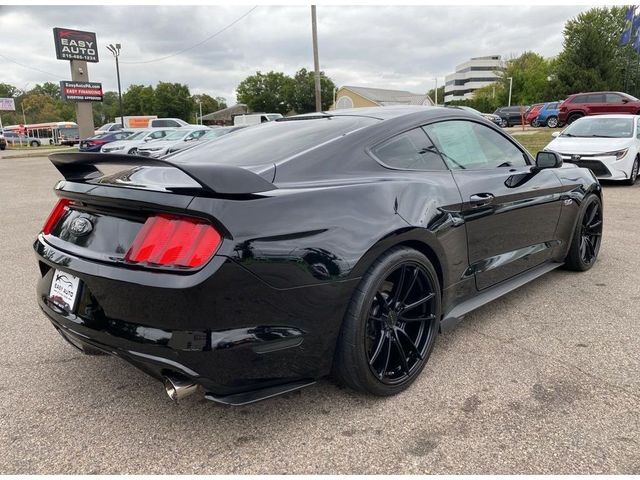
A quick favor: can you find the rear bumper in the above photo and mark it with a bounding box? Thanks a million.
[35,235,356,401]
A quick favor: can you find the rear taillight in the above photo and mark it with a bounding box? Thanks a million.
[42,198,72,234]
[125,215,221,268]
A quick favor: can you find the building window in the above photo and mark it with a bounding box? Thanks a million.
[336,96,354,109]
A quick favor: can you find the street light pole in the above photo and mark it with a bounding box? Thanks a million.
[107,44,124,127]
[507,76,513,107]
[197,98,202,125]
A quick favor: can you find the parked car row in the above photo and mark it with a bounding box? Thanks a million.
[492,91,640,130]
[78,125,247,157]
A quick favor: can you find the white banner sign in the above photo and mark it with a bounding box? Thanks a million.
[0,98,16,111]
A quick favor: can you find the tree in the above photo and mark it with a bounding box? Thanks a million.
[93,91,120,125]
[192,93,227,120]
[287,68,336,113]
[122,84,155,116]
[236,71,294,115]
[552,6,632,97]
[499,52,552,105]
[153,82,193,120]
[427,85,445,106]
[30,82,61,99]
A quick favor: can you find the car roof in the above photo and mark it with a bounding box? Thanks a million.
[573,114,639,120]
[293,105,454,121]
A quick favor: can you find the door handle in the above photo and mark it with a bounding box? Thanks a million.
[469,193,495,207]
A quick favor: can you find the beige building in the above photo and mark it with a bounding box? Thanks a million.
[331,86,434,110]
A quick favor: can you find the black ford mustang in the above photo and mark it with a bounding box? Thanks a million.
[35,106,603,405]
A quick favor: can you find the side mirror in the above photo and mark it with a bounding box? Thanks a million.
[551,131,561,138]
[622,98,630,104]
[533,151,562,172]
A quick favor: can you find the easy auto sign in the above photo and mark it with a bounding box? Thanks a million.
[60,81,103,102]
[53,28,99,63]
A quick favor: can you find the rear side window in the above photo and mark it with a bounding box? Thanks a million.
[173,116,378,167]
[424,120,527,170]
[570,95,587,104]
[371,128,446,171]
[585,94,605,103]
[605,93,624,103]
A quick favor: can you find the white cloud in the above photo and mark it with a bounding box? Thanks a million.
[0,5,588,105]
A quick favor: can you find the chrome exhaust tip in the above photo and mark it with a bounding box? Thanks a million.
[163,375,199,402]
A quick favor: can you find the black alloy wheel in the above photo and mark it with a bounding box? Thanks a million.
[500,118,508,128]
[565,195,603,271]
[129,147,138,155]
[366,263,437,384]
[333,247,440,396]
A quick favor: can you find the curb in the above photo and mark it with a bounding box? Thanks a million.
[1,148,77,159]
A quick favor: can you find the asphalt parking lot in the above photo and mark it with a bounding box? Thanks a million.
[1,156,638,474]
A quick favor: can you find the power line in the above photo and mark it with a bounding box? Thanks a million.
[0,53,61,81]
[120,6,259,65]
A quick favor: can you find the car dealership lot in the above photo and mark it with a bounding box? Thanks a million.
[0,156,638,474]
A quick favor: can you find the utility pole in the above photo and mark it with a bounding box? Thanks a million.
[311,5,322,112]
[434,78,438,106]
[107,44,124,127]
[507,76,513,107]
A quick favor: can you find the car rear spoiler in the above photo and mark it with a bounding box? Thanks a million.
[49,152,277,195]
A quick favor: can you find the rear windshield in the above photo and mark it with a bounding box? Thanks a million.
[172,116,378,166]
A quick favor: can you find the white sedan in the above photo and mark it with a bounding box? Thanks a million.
[544,114,639,185]
[100,128,175,155]
[136,127,210,158]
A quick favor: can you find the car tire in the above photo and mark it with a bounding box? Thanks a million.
[500,118,508,128]
[625,156,639,186]
[30,140,39,147]
[531,118,539,128]
[567,113,583,125]
[564,194,603,272]
[332,246,441,396]
[128,148,138,155]
[547,116,559,128]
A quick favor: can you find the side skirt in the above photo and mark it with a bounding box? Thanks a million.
[440,261,563,332]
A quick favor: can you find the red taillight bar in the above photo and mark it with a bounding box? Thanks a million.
[125,214,221,269]
[42,198,72,235]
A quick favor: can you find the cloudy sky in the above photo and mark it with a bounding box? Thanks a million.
[0,5,589,105]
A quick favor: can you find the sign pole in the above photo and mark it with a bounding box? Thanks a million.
[69,60,95,139]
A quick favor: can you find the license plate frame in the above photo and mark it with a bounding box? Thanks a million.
[49,269,81,313]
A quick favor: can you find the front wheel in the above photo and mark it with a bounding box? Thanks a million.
[333,247,441,396]
[531,118,539,128]
[547,116,559,128]
[500,118,508,128]
[128,147,138,155]
[565,194,603,271]
[626,156,639,185]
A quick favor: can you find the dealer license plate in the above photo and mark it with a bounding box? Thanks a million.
[49,269,81,312]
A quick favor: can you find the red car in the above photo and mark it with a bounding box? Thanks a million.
[526,103,544,126]
[558,91,640,125]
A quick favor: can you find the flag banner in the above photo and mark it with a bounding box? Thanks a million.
[621,6,635,45]
[632,9,640,53]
